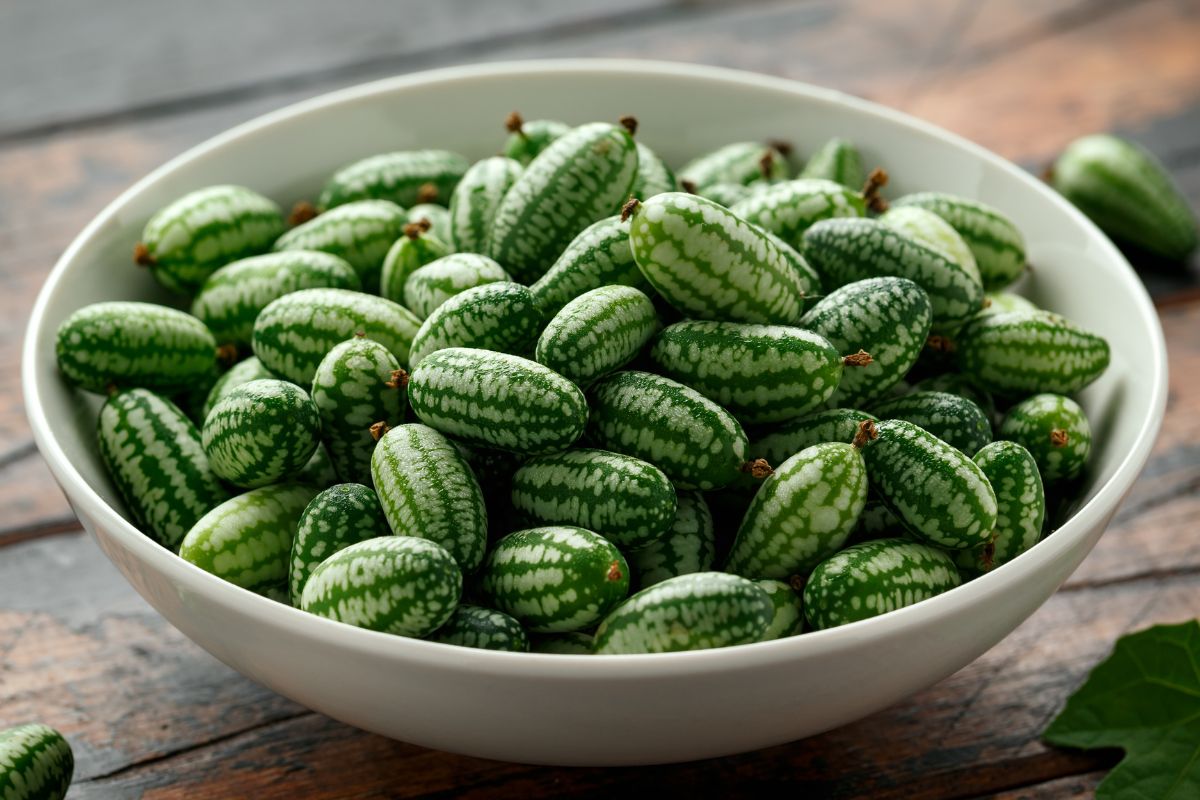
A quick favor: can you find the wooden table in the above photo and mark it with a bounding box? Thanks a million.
[2,1,1198,796]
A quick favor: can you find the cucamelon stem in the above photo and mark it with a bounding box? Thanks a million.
[739,458,774,479]
[385,369,408,390]
[842,349,874,367]
[759,151,775,180]
[852,418,879,449]
[926,334,956,353]
[607,560,624,582]
[288,201,319,227]
[370,421,391,441]
[862,167,890,213]
[133,242,156,266]
[417,183,439,204]
[619,115,638,136]
[1050,429,1070,447]
[680,179,698,194]
[505,110,525,136]
[620,197,640,222]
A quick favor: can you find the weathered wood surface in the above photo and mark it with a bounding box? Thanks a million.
[1,0,1199,797]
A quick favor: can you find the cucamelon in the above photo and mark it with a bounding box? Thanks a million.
[317,149,470,210]
[677,141,788,191]
[529,632,594,654]
[799,138,865,189]
[0,723,73,800]
[427,604,529,652]
[748,408,877,467]
[730,178,867,250]
[869,390,993,454]
[956,310,1110,396]
[999,393,1092,482]
[502,113,570,165]
[535,285,659,387]
[408,281,541,368]
[379,222,452,304]
[880,206,981,287]
[527,215,649,317]
[403,254,510,320]
[757,579,805,639]
[631,141,677,199]
[201,356,274,422]
[289,482,390,603]
[448,155,523,253]
[202,378,321,488]
[273,199,407,292]
[405,203,452,244]
[956,441,1045,574]
[893,192,1028,289]
[626,490,715,589]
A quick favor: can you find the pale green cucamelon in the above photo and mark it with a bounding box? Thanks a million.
[893,192,1028,289]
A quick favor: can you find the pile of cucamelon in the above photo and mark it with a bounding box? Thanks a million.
[55,111,1130,658]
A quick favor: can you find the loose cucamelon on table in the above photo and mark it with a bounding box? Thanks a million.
[0,723,74,800]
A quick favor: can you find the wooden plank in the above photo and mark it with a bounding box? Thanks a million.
[983,771,1107,799]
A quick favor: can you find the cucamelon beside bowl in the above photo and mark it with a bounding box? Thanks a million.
[23,60,1167,765]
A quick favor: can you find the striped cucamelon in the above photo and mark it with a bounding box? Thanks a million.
[448,156,523,253]
[202,378,321,488]
[478,526,630,633]
[56,301,218,395]
[749,408,877,467]
[311,337,407,484]
[180,482,319,594]
[799,277,932,408]
[981,291,1038,316]
[956,310,1111,396]
[527,215,649,317]
[405,204,452,244]
[649,321,855,425]
[757,579,805,639]
[529,632,594,654]
[730,178,866,250]
[893,192,1028,289]
[956,441,1045,574]
[799,138,865,189]
[408,282,541,368]
[317,149,470,210]
[626,490,715,589]
[881,206,981,291]
[677,141,788,191]
[489,120,639,283]
[725,441,869,579]
[858,419,998,550]
[627,192,811,324]
[535,285,659,387]
[403,254,510,320]
[587,370,751,491]
[252,288,420,384]
[592,572,774,655]
[511,449,676,550]
[869,390,993,454]
[907,373,994,418]
[427,604,529,652]
[379,223,452,304]
[201,356,274,421]
[408,348,587,456]
[273,200,407,292]
[370,423,488,572]
[697,182,753,208]
[99,389,231,549]
[503,114,570,165]
[135,185,285,295]
[853,499,902,541]
[631,141,677,199]
[289,482,390,603]
[300,536,462,637]
[999,393,1092,482]
[1050,133,1198,261]
[0,723,73,800]
[803,538,962,630]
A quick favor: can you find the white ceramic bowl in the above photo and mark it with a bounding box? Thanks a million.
[24,60,1167,766]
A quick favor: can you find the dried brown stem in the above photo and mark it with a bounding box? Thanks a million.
[1050,429,1070,448]
[618,115,638,136]
[416,183,439,204]
[843,350,873,367]
[505,111,525,136]
[852,419,879,449]
[740,459,774,480]
[133,242,155,266]
[385,369,409,390]
[862,167,890,213]
[287,201,319,227]
[369,421,391,441]
[620,198,641,222]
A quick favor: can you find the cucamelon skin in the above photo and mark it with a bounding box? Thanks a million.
[859,419,998,550]
[981,291,1038,317]
[311,337,406,484]
[730,178,866,250]
[757,579,805,639]
[536,285,659,387]
[869,391,993,455]
[252,288,421,384]
[99,389,231,550]
[587,370,750,491]
[527,215,649,317]
[627,490,715,589]
[404,254,510,320]
[405,204,452,244]
[448,156,523,253]
[893,192,1028,289]
[956,441,1045,574]
[273,199,407,292]
[296,443,338,488]
[300,536,462,637]
[289,483,390,603]
[631,141,677,199]
[317,149,470,210]
[999,393,1092,482]
[202,378,321,488]
[799,277,932,408]
[799,138,865,189]
[511,449,677,550]
[628,192,810,325]
[56,301,218,395]
[379,224,452,304]
[478,526,630,633]
[408,282,541,368]
[803,538,962,630]
[530,632,594,654]
[180,482,319,594]
[907,373,994,418]
[0,723,73,800]
[503,115,570,165]
[881,206,981,288]
[749,408,877,467]
[136,184,285,295]
[370,423,488,572]
[698,182,753,208]
[677,141,788,191]
[202,356,274,421]
[592,572,773,655]
[408,348,587,456]
[427,604,529,652]
[191,250,361,348]
[489,121,639,283]
[956,310,1111,396]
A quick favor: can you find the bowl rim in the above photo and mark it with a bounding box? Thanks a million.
[22,58,1168,674]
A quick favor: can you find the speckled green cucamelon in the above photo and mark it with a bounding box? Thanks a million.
[370,423,488,572]
[489,121,639,283]
[300,536,462,637]
[697,182,754,208]
[956,310,1110,396]
[503,115,570,165]
[956,441,1045,574]
[881,206,980,287]
[527,215,649,317]
[289,482,390,603]
[748,408,877,467]
[803,538,961,630]
[405,204,452,244]
[201,356,274,421]
[448,156,523,253]
[99,389,231,549]
[999,393,1092,482]
[626,490,715,589]
[893,192,1028,289]
[252,288,420,384]
[202,378,320,488]
[730,178,866,250]
[311,337,406,484]
[478,526,630,633]
[273,200,407,292]
[0,723,74,800]
[907,373,994,418]
[529,632,594,654]
[631,141,677,199]
[592,572,773,655]
[379,223,452,304]
[980,291,1038,317]
[408,282,541,367]
[56,301,218,395]
[296,444,338,488]
[427,604,529,652]
[136,185,285,295]
[628,192,811,324]
[870,391,992,454]
[403,254,511,320]
[318,149,470,210]
[587,370,750,491]
[799,138,865,189]
[536,285,659,387]
[408,348,587,456]
[677,141,788,191]
[757,579,804,639]
[180,482,319,594]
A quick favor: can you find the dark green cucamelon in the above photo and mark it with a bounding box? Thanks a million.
[503,114,570,165]
[403,254,510,320]
[527,215,649,317]
[529,632,594,654]
[757,579,805,639]
[803,538,962,630]
[405,203,452,244]
[202,356,274,421]
[799,138,865,189]
[408,282,541,368]
[536,285,659,387]
[478,526,630,633]
[56,301,218,395]
[631,141,677,199]
[295,443,338,488]
[0,723,74,800]
[99,389,231,549]
[135,185,285,295]
[749,408,877,467]
[907,373,994,418]
[448,156,523,253]
[202,378,321,488]
[273,200,407,292]
[408,348,587,456]
[677,141,788,191]
[730,178,866,250]
[893,192,1028,289]
[427,605,529,652]
[869,390,993,454]
[626,490,715,589]
[379,222,453,304]
[592,572,774,655]
[999,393,1092,482]
[289,482,390,603]
[317,149,470,210]
[956,441,1045,574]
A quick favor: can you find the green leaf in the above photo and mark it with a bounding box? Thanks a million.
[1043,620,1200,799]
